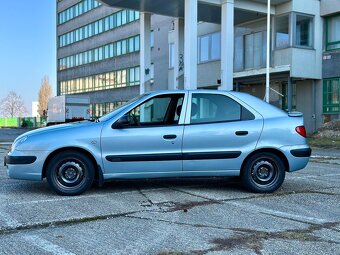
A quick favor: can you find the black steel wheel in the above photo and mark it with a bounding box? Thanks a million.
[241,152,286,193]
[46,151,94,196]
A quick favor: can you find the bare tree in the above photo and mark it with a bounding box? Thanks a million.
[0,91,28,117]
[38,76,53,117]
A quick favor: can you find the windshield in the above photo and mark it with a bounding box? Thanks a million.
[98,93,149,122]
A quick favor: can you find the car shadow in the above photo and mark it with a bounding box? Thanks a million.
[94,176,244,193]
[2,177,245,197]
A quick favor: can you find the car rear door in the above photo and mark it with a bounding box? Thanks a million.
[182,91,263,173]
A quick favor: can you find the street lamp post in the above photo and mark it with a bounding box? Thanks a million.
[265,0,271,103]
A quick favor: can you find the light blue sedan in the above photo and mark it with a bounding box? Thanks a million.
[5,90,311,196]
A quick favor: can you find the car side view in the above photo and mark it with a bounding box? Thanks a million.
[5,90,311,196]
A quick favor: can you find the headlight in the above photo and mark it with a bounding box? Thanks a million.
[11,136,28,152]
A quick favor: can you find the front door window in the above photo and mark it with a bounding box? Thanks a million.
[127,94,184,127]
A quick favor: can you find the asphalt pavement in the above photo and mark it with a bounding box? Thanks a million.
[0,128,32,143]
[0,142,339,254]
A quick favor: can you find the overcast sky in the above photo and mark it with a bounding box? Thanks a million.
[0,0,57,115]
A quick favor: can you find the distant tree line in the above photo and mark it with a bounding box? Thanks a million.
[0,76,53,118]
[0,91,27,117]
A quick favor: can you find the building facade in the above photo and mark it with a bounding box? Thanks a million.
[57,0,339,133]
[321,0,340,122]
[57,0,172,117]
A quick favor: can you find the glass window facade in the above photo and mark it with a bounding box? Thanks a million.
[91,101,126,118]
[58,35,140,70]
[323,78,340,114]
[58,0,101,25]
[58,10,140,47]
[244,31,267,70]
[275,15,290,48]
[275,13,314,49]
[234,19,267,72]
[211,32,221,60]
[326,14,340,51]
[59,66,140,95]
[198,32,221,63]
[281,82,297,111]
[295,14,314,47]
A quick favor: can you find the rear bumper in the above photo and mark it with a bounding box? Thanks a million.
[290,148,312,158]
[280,145,311,172]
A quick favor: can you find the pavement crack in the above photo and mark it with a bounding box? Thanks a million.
[161,185,218,202]
[266,189,339,197]
[137,188,155,207]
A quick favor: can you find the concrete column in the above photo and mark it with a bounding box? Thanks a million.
[312,80,317,133]
[220,0,234,91]
[140,12,151,94]
[172,18,184,90]
[184,0,197,90]
[288,76,292,112]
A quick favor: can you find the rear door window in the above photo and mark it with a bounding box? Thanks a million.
[190,94,252,124]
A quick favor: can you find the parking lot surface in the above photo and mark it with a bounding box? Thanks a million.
[0,128,31,143]
[0,143,339,255]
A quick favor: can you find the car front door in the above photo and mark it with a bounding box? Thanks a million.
[101,92,187,178]
[182,92,263,173]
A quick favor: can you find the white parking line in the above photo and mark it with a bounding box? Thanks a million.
[6,194,110,206]
[291,176,323,182]
[292,174,340,181]
[5,188,164,206]
[311,155,340,159]
[4,186,170,206]
[227,201,328,224]
[23,235,75,255]
[323,173,340,177]
[0,142,12,145]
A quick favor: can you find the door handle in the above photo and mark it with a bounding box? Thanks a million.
[163,134,177,139]
[235,131,248,136]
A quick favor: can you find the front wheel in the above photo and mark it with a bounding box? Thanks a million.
[241,152,286,193]
[46,151,94,196]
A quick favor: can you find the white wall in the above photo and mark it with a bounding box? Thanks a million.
[320,0,340,16]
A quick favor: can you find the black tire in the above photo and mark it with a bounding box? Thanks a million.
[46,151,95,196]
[241,152,286,193]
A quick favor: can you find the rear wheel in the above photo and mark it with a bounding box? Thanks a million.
[46,151,94,196]
[241,152,285,193]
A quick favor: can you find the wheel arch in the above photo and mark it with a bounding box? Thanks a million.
[241,148,290,173]
[42,147,103,184]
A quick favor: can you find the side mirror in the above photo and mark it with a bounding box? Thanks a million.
[113,115,130,129]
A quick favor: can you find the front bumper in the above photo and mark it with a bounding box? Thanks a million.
[5,150,50,181]
[4,155,37,165]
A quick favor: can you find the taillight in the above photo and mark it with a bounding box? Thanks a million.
[295,126,307,138]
